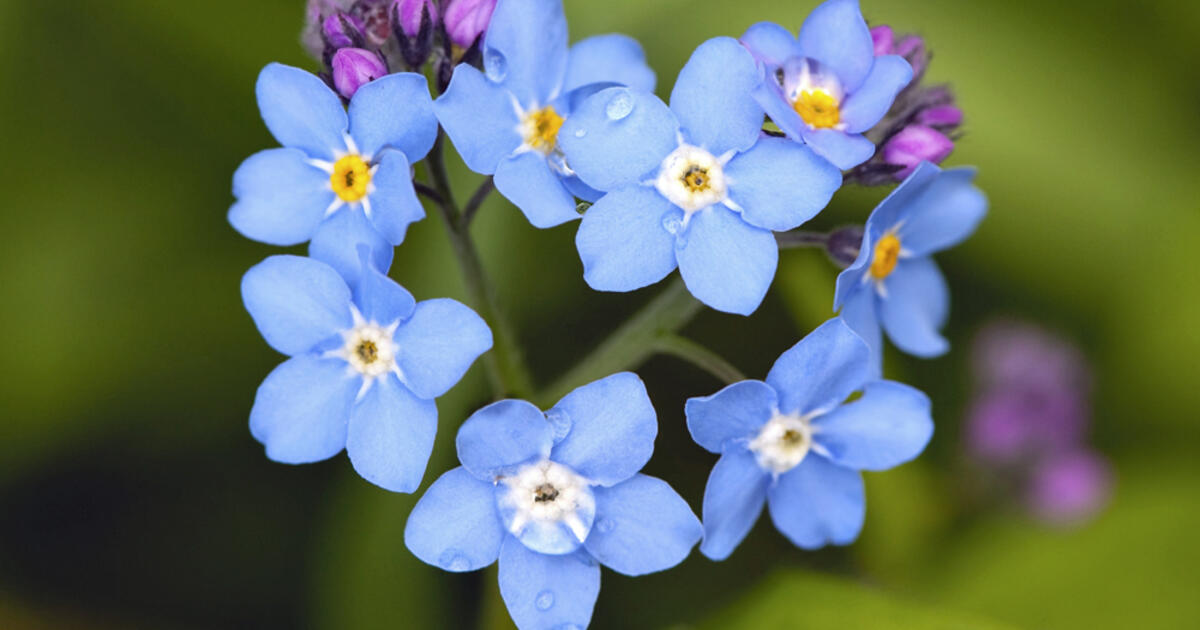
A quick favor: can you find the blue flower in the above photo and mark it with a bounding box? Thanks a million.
[405,373,701,630]
[740,0,913,169]
[834,161,987,376]
[684,319,932,559]
[435,0,656,228]
[559,37,842,315]
[229,64,438,288]
[241,251,492,493]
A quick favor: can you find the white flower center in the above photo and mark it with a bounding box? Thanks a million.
[749,413,815,473]
[498,459,594,543]
[325,305,402,399]
[654,143,729,213]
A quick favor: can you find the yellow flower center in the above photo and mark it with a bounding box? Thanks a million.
[354,339,379,365]
[522,106,564,154]
[681,165,711,192]
[869,234,902,280]
[331,154,371,202]
[793,89,841,129]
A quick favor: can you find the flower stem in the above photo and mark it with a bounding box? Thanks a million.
[458,176,495,231]
[775,229,829,249]
[652,334,746,385]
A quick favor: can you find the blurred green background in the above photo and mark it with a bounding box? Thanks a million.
[2,0,1198,628]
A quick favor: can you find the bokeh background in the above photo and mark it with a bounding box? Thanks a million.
[2,0,1198,628]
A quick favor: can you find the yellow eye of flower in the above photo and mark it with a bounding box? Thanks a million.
[870,234,902,280]
[522,106,564,154]
[681,165,710,192]
[331,154,371,202]
[793,89,841,129]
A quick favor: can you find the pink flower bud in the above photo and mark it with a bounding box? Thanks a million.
[916,105,963,129]
[881,125,954,179]
[323,11,366,49]
[869,25,894,57]
[393,0,438,38]
[331,47,388,99]
[443,0,496,48]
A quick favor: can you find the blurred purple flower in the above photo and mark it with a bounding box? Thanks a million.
[1027,450,1112,524]
[443,0,496,48]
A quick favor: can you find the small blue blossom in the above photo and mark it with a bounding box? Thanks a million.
[241,250,492,493]
[834,161,987,376]
[685,319,932,559]
[435,0,656,228]
[740,0,913,169]
[405,373,701,630]
[559,37,842,315]
[229,64,438,288]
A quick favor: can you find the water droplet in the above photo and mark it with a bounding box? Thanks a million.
[438,549,470,572]
[595,518,615,534]
[605,90,634,120]
[483,49,507,82]
[573,128,587,138]
[661,215,682,234]
[535,590,555,611]
[545,409,572,441]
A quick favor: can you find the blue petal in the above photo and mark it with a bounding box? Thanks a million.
[405,466,505,572]
[249,354,358,463]
[740,22,802,67]
[435,65,521,174]
[860,161,943,238]
[801,127,876,170]
[497,484,596,556]
[765,318,870,416]
[895,166,988,256]
[346,375,438,492]
[366,148,424,245]
[497,537,600,630]
[494,152,580,228]
[308,209,392,292]
[575,186,679,292]
[348,72,438,161]
[813,380,933,471]
[685,380,777,454]
[558,87,678,192]
[256,63,348,161]
[483,0,567,105]
[837,285,883,380]
[725,137,842,231]
[229,148,333,246]
[753,79,807,142]
[562,175,603,203]
[676,206,778,316]
[839,55,913,133]
[796,0,874,92]
[563,34,656,94]
[549,372,657,487]
[352,249,416,324]
[832,229,871,311]
[241,255,352,356]
[457,399,554,481]
[699,448,770,561]
[766,454,864,549]
[878,258,950,357]
[394,298,494,399]
[584,475,702,576]
[669,37,764,155]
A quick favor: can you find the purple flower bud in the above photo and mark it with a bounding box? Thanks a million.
[393,0,438,38]
[894,34,927,78]
[323,11,366,49]
[916,104,963,129]
[881,125,954,179]
[331,47,388,99]
[443,0,496,48]
[869,25,894,57]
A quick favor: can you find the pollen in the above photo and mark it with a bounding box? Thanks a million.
[331,154,371,202]
[355,339,379,365]
[793,89,841,129]
[869,234,902,280]
[681,165,710,192]
[533,483,560,503]
[522,105,564,154]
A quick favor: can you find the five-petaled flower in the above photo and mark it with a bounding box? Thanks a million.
[685,318,933,559]
[435,0,656,228]
[405,373,701,630]
[241,251,492,492]
[741,0,913,169]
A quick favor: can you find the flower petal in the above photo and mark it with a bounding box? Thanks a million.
[229,148,333,246]
[366,148,425,245]
[725,137,842,232]
[669,37,764,155]
[813,380,933,471]
[249,354,357,463]
[405,466,505,571]
[308,209,393,292]
[457,399,555,481]
[584,474,701,576]
[256,63,348,161]
[836,285,883,380]
[435,65,521,174]
[767,454,864,549]
[685,380,777,454]
[896,166,987,256]
[878,258,950,357]
[348,72,438,161]
[765,318,870,416]
[801,127,876,170]
[498,536,600,630]
[796,0,874,92]
[563,34,656,94]
[839,55,913,133]
[676,206,778,316]
[352,248,416,324]
[549,372,657,487]
[699,448,769,561]
[558,87,679,192]
[575,186,680,292]
[740,22,802,67]
[494,151,580,228]
[394,298,493,399]
[346,375,438,492]
[753,79,807,142]
[241,255,352,356]
[482,0,567,105]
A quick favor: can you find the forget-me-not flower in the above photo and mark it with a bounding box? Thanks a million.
[685,319,932,559]
[229,64,437,288]
[740,0,913,169]
[241,251,492,492]
[435,0,656,228]
[405,373,701,630]
[834,161,987,376]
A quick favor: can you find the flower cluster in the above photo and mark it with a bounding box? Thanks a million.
[230,1,989,628]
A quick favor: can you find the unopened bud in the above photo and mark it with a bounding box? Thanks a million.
[443,0,496,48]
[323,11,366,49]
[881,125,954,179]
[331,47,388,99]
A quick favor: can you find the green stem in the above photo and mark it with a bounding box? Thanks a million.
[652,334,746,385]
[775,229,830,249]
